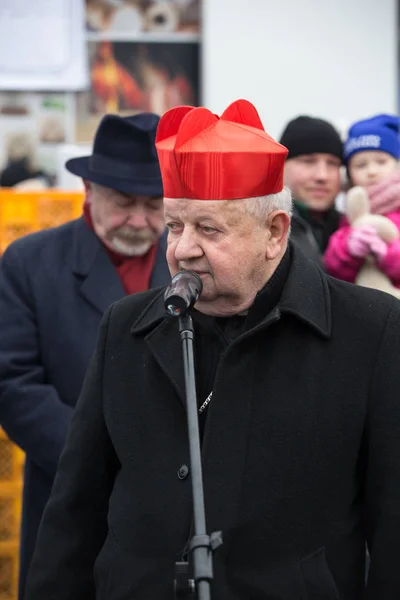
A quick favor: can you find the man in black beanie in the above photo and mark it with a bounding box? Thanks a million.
[279,116,343,266]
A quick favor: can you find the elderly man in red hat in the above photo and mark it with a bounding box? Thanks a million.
[25,100,400,600]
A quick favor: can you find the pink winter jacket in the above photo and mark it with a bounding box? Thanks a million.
[324,211,400,288]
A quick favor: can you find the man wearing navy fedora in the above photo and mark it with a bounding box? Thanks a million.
[0,112,170,600]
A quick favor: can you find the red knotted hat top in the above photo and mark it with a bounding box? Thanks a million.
[155,99,288,200]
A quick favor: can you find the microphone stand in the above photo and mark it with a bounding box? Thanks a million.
[173,311,222,600]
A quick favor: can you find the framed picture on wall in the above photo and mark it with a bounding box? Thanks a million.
[75,40,200,143]
[77,0,202,143]
[0,1,203,187]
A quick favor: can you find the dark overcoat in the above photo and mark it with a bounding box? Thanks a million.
[25,246,400,600]
[0,217,170,599]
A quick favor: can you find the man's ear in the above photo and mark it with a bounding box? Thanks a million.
[265,210,291,260]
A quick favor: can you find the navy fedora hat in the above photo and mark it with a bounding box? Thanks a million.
[65,113,163,196]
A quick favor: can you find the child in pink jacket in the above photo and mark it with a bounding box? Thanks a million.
[324,114,400,286]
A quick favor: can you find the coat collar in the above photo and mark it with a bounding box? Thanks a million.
[72,217,125,314]
[130,243,331,408]
[148,230,170,289]
[278,243,331,338]
[131,243,332,339]
[131,292,185,403]
[72,218,170,315]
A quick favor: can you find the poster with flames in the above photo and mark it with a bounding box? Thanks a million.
[76,0,201,142]
[76,39,200,142]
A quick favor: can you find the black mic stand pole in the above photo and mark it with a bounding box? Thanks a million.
[173,311,222,600]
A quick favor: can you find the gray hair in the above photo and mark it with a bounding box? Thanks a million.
[163,187,293,226]
[243,186,293,222]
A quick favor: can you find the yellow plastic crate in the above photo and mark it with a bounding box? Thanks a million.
[0,430,24,548]
[0,431,24,485]
[0,190,84,599]
[0,190,84,253]
[0,486,22,543]
[0,542,19,600]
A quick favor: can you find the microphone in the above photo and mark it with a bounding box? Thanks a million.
[164,271,203,317]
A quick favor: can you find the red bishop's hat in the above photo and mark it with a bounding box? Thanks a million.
[155,99,288,200]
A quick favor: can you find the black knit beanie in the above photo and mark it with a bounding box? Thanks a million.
[279,116,343,162]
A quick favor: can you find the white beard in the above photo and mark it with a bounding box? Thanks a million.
[110,237,153,257]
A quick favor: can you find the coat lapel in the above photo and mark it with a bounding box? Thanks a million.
[72,219,171,315]
[131,293,186,405]
[72,218,125,314]
[149,230,171,288]
[278,246,331,338]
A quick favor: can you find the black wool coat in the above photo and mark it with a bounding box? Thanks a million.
[25,246,400,600]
